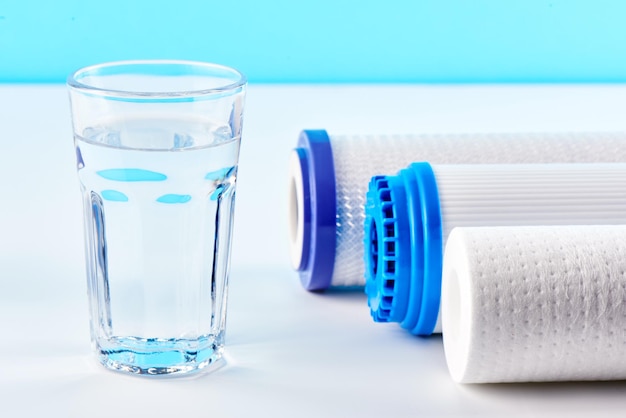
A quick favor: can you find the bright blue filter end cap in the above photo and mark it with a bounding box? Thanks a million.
[364,162,443,336]
[364,175,413,323]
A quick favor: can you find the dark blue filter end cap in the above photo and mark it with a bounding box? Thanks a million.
[289,130,337,291]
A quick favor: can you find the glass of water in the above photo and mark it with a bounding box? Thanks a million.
[67,61,246,376]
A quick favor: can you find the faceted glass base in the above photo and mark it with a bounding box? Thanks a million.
[96,335,224,376]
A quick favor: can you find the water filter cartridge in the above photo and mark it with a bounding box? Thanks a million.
[364,162,626,336]
[289,129,626,291]
[442,225,626,383]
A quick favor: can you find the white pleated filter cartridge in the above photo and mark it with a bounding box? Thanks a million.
[289,130,626,291]
[364,162,626,336]
[442,225,626,383]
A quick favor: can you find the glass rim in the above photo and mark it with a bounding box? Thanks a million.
[67,59,247,99]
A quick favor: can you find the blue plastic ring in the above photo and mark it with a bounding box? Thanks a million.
[294,130,337,291]
[409,162,443,336]
[364,162,444,335]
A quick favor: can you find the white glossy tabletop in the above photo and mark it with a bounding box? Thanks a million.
[2,84,626,417]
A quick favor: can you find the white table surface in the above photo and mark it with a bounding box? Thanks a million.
[2,84,626,417]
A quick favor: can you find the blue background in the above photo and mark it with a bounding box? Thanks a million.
[1,1,625,83]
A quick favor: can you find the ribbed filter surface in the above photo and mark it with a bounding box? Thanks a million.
[328,132,626,287]
[435,163,626,243]
[442,225,626,383]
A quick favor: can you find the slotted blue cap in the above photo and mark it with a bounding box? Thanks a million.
[364,162,444,336]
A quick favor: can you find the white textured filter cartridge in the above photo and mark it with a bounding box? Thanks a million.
[364,162,626,336]
[442,225,626,383]
[290,130,626,290]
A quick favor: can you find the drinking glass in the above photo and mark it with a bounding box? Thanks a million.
[67,60,246,376]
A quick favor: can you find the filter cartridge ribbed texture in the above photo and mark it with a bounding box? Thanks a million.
[435,163,626,241]
[329,132,626,287]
